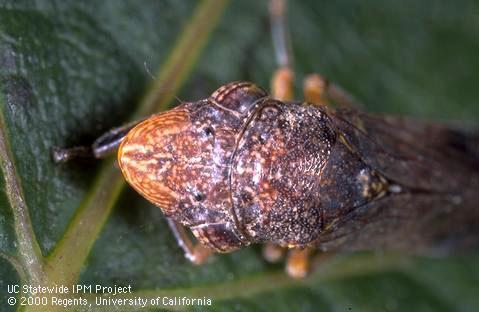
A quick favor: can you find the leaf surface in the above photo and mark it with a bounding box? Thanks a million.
[0,1,478,311]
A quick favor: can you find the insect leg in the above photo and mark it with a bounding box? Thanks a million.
[167,218,212,265]
[304,73,361,109]
[303,74,329,106]
[262,243,286,263]
[52,120,141,163]
[271,67,294,101]
[286,248,312,279]
[269,0,294,101]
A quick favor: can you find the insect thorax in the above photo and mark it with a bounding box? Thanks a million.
[231,101,388,248]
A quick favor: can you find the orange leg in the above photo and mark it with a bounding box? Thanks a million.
[271,67,294,101]
[304,73,360,109]
[303,73,329,106]
[286,248,312,279]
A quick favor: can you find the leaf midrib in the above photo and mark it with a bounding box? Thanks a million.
[0,0,229,297]
[78,253,413,312]
[44,0,229,287]
[0,108,44,285]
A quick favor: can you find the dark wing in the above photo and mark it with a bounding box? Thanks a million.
[331,108,479,193]
[317,108,479,252]
[316,192,479,253]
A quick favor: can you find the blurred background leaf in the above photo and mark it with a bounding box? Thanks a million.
[0,0,478,311]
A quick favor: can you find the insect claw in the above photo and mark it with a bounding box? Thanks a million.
[51,146,92,163]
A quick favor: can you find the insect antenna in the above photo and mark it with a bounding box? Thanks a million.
[144,60,187,106]
[143,61,156,81]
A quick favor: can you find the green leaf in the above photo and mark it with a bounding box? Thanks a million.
[0,0,478,311]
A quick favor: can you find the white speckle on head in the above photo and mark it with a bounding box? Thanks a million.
[120,144,153,154]
[153,152,173,159]
[237,163,245,175]
[253,161,262,184]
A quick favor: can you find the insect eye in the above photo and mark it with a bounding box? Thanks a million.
[194,192,205,202]
[202,127,214,137]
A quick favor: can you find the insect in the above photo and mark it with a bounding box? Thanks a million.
[53,0,479,278]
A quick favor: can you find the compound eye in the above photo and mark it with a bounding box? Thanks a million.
[210,82,268,114]
[193,192,205,202]
[202,126,214,137]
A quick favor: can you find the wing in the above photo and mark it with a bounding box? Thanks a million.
[316,108,479,252]
[316,192,479,253]
[331,108,479,193]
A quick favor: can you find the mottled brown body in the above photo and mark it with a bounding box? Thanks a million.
[118,82,479,254]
